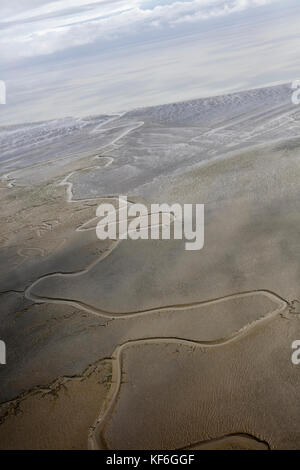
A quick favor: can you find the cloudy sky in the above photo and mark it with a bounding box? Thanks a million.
[1,0,300,124]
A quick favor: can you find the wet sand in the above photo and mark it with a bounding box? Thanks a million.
[1,84,300,449]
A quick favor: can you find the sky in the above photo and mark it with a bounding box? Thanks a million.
[0,0,300,125]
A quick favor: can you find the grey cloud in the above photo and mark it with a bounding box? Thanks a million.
[0,0,280,61]
[1,0,299,125]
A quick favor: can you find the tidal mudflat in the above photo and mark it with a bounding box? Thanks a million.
[1,84,300,449]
